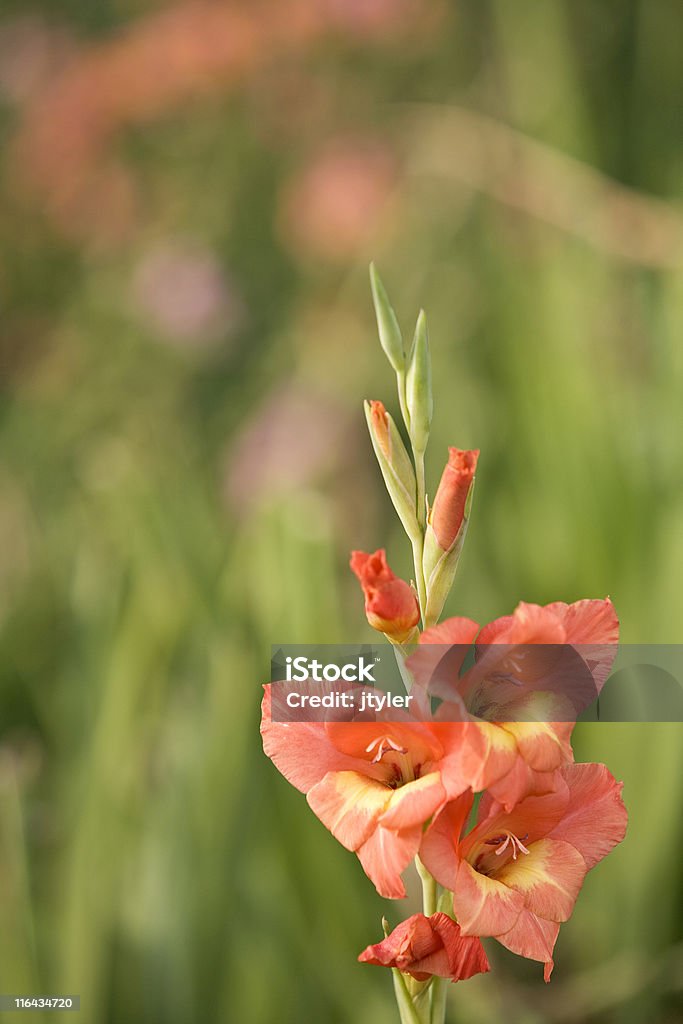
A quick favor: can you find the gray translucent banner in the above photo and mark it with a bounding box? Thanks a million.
[269,644,683,722]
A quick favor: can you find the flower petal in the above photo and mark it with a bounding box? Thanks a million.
[380,772,447,830]
[495,910,559,970]
[357,823,422,898]
[545,598,618,645]
[306,770,390,850]
[550,763,627,870]
[261,686,378,792]
[420,792,475,891]
[453,859,524,936]
[407,617,480,701]
[501,722,574,773]
[477,602,566,645]
[495,838,586,922]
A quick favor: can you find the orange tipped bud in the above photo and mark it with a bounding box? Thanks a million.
[430,448,479,551]
[350,549,420,644]
[422,448,479,626]
[364,400,419,542]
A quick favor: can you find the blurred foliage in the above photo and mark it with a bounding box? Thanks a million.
[0,1,682,1022]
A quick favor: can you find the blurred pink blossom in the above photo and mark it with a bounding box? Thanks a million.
[224,384,351,512]
[0,16,76,104]
[278,139,397,261]
[324,0,424,36]
[132,241,243,348]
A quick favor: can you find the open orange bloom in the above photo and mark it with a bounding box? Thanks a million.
[409,597,619,809]
[420,762,627,980]
[359,912,490,983]
[261,687,482,898]
[350,548,420,643]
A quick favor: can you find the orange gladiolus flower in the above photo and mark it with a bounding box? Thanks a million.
[261,687,482,898]
[358,912,490,983]
[350,548,420,643]
[409,597,619,810]
[420,763,627,981]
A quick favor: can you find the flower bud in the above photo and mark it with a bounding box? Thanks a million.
[369,263,405,374]
[422,448,479,625]
[429,448,479,551]
[365,400,420,541]
[406,309,432,455]
[350,549,420,644]
[358,912,490,983]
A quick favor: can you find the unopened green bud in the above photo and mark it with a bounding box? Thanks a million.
[369,263,404,374]
[406,309,432,455]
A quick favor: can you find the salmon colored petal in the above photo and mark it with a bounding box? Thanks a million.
[485,758,561,813]
[381,772,447,830]
[453,859,524,936]
[419,617,482,646]
[306,771,390,851]
[458,723,519,791]
[420,791,475,890]
[495,910,559,972]
[475,775,570,841]
[423,722,496,798]
[545,598,619,645]
[407,617,480,699]
[545,598,619,691]
[357,823,422,898]
[476,614,514,645]
[501,722,574,773]
[477,602,566,645]
[358,913,435,971]
[261,687,379,792]
[550,763,627,870]
[496,839,586,922]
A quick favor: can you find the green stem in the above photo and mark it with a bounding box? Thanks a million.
[415,450,427,532]
[410,449,427,624]
[430,977,448,1024]
[397,370,411,434]
[416,856,438,917]
[410,533,428,626]
[392,969,423,1024]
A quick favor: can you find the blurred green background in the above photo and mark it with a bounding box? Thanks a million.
[1,2,682,1022]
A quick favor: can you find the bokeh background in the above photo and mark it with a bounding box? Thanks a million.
[1,2,682,1022]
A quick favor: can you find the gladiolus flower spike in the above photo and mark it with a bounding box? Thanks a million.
[261,266,627,1024]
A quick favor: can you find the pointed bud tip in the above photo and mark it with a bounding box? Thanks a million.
[369,264,404,373]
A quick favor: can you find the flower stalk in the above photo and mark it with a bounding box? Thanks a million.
[261,264,627,1024]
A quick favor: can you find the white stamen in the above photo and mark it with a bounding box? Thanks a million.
[365,735,407,763]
